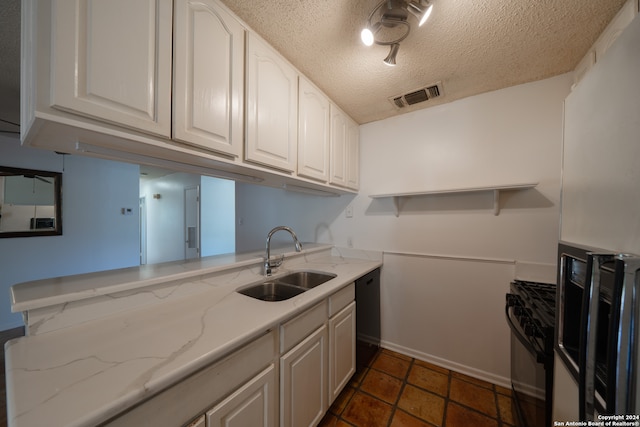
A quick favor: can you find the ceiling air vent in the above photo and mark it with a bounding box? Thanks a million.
[389,82,443,109]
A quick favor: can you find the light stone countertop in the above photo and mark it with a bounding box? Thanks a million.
[10,243,333,313]
[5,246,382,427]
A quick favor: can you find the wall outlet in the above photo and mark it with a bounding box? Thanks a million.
[121,208,133,215]
[345,205,353,218]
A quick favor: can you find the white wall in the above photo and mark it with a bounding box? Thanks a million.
[0,136,140,329]
[235,74,572,385]
[201,176,236,256]
[341,73,572,385]
[235,183,351,253]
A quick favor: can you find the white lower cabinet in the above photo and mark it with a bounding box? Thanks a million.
[207,365,277,427]
[105,331,276,427]
[279,284,356,427]
[329,302,356,402]
[281,325,329,427]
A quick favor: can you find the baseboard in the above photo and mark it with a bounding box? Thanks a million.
[380,340,511,390]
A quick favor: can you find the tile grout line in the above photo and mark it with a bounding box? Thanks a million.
[323,348,512,427]
[449,375,502,426]
[441,368,452,427]
[384,356,415,427]
[493,384,503,426]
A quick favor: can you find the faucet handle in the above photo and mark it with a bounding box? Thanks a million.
[268,254,284,268]
[264,254,284,276]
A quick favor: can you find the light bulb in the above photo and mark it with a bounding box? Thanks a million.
[361,28,374,46]
[419,4,433,26]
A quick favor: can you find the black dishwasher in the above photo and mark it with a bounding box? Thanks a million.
[355,268,381,371]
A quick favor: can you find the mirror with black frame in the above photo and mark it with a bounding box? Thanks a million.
[0,166,62,238]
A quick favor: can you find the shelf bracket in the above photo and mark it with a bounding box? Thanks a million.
[393,196,400,217]
[493,189,500,216]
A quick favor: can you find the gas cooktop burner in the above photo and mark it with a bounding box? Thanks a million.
[511,280,556,330]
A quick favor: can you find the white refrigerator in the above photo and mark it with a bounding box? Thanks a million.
[554,9,640,422]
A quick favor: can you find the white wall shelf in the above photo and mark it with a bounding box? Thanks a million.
[369,182,538,217]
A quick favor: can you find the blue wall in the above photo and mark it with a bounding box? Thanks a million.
[0,136,140,329]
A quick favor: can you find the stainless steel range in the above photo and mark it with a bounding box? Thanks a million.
[505,280,556,427]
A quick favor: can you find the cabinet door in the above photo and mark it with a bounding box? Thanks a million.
[173,0,244,157]
[50,0,172,136]
[329,302,356,402]
[281,325,328,427]
[346,118,360,190]
[246,33,298,172]
[329,105,348,187]
[184,415,205,427]
[298,77,330,182]
[207,365,277,427]
[330,105,359,190]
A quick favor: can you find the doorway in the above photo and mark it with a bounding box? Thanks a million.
[139,168,235,264]
[184,186,200,260]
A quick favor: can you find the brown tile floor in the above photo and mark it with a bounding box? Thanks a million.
[320,348,514,427]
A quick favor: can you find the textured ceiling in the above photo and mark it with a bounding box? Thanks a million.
[0,0,628,134]
[220,0,627,124]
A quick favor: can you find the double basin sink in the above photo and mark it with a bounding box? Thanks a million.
[237,271,337,301]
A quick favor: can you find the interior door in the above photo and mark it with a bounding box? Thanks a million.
[185,186,200,259]
[139,196,147,265]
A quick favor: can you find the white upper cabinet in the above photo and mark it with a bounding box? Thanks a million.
[173,0,244,157]
[346,119,360,190]
[50,0,172,137]
[245,33,298,172]
[330,107,347,187]
[297,77,330,182]
[24,0,358,194]
[330,105,359,190]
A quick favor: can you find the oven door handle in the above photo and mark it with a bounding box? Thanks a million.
[505,304,546,363]
[580,253,615,420]
[612,256,640,414]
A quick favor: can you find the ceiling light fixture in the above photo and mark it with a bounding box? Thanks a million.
[361,0,433,66]
[407,1,433,26]
[384,43,400,66]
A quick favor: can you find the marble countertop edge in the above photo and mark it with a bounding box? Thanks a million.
[11,244,334,313]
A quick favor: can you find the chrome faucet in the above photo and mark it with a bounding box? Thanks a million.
[264,226,302,276]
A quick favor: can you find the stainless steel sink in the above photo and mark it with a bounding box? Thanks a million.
[276,271,336,289]
[237,271,337,301]
[237,281,306,302]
